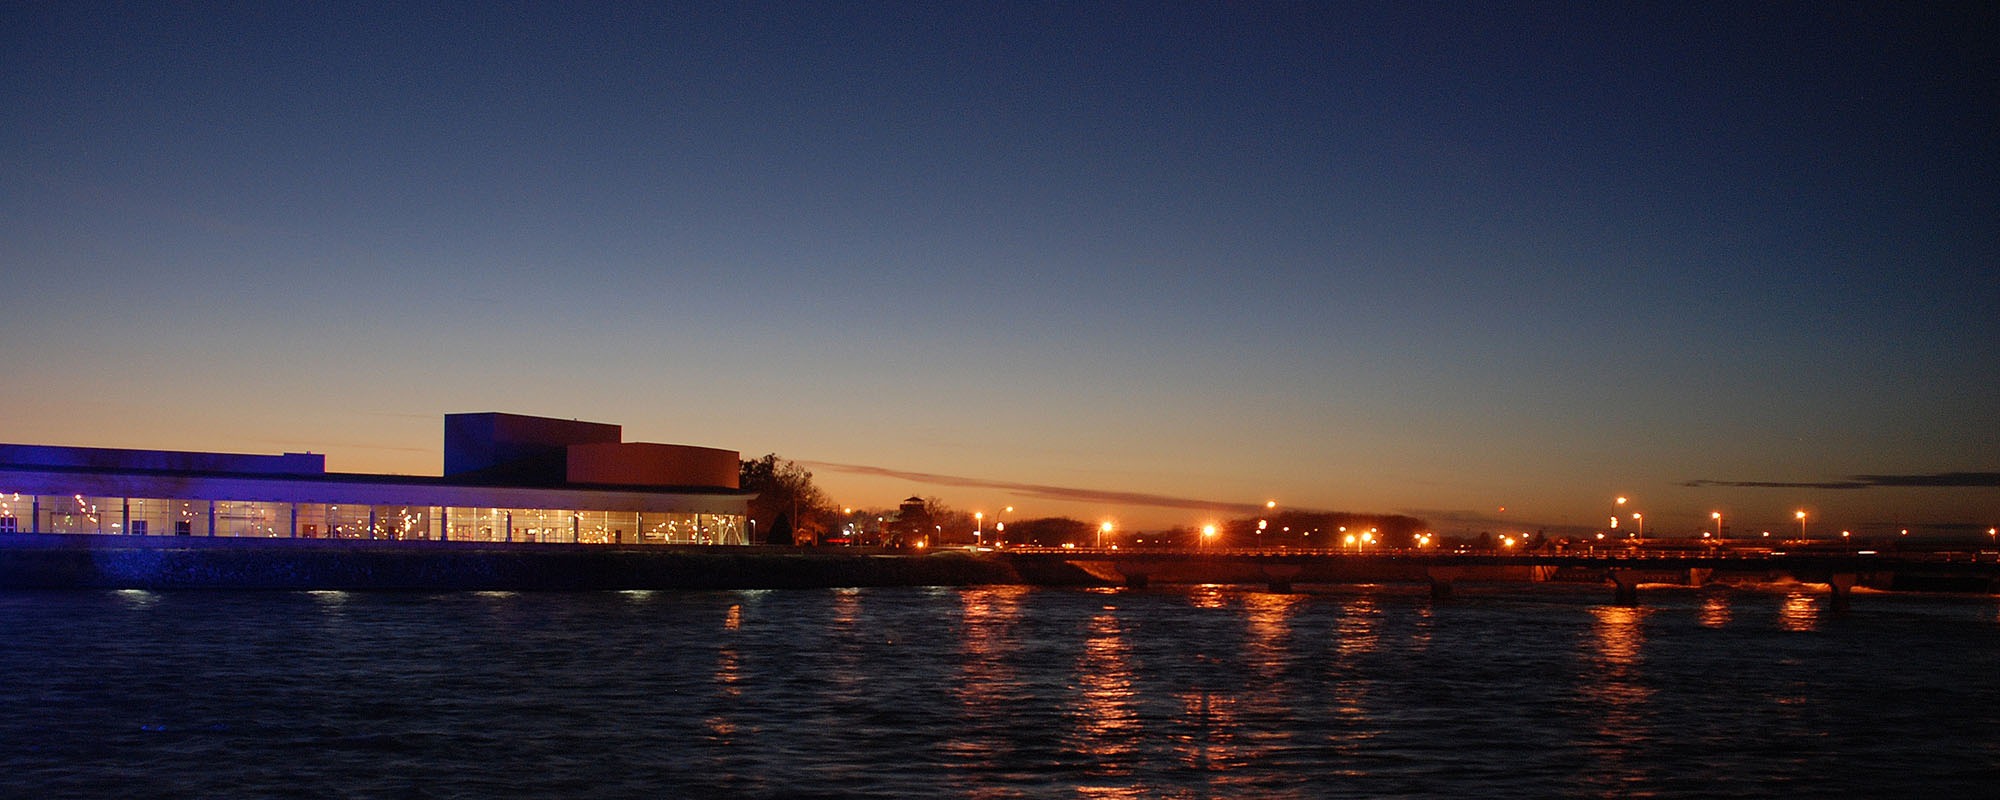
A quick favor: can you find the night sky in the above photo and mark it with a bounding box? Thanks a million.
[5,2,1995,538]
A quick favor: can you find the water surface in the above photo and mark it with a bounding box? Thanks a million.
[4,584,1997,798]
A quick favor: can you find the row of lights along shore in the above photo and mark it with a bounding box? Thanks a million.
[939,496,1997,550]
[1608,496,1997,544]
[984,499,1419,552]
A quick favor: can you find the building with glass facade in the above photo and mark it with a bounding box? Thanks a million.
[0,413,751,546]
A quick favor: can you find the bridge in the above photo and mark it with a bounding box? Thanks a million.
[999,547,2000,608]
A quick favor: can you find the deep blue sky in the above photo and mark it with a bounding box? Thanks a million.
[5,2,1996,537]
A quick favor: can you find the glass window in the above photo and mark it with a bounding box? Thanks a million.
[0,492,19,533]
[373,506,433,540]
[215,501,287,537]
[44,494,119,534]
[503,508,577,544]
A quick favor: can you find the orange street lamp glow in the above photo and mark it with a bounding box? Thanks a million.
[1712,511,1723,540]
[1098,520,1112,549]
[1796,510,1808,539]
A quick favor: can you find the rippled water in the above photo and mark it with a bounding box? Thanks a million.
[4,583,1998,798]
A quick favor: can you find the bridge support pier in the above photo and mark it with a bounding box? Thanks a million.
[1688,568,1713,588]
[1827,573,1855,612]
[1125,572,1149,590]
[1261,565,1302,594]
[1426,567,1466,600]
[1607,570,1640,606]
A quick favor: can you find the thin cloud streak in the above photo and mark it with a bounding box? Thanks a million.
[1683,472,2000,490]
[801,460,1270,515]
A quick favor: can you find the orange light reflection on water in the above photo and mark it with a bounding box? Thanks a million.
[1244,592,1303,680]
[1189,584,1229,609]
[1779,590,1819,632]
[1699,591,1732,629]
[943,586,1028,783]
[1068,611,1141,768]
[1172,688,1247,776]
[706,602,746,743]
[1577,604,1653,792]
[1319,592,1385,774]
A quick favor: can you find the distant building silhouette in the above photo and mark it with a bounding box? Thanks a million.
[890,496,934,546]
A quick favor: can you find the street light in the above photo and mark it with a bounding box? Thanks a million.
[1796,510,1807,539]
[1632,513,1643,538]
[1098,520,1112,549]
[1202,524,1217,551]
[1711,511,1723,541]
[974,512,984,547]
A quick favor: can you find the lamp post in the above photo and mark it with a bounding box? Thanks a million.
[1202,524,1216,551]
[975,511,984,547]
[1712,511,1723,542]
[1098,520,1112,549]
[1632,513,1643,538]
[1796,510,1807,540]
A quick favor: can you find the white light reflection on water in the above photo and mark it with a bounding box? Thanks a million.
[618,589,655,603]
[112,588,156,609]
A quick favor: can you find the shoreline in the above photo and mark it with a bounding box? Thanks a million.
[4,533,1995,595]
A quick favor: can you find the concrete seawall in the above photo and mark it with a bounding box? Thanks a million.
[0,534,1019,591]
[8,535,1992,595]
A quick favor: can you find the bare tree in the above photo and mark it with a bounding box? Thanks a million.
[739,454,832,545]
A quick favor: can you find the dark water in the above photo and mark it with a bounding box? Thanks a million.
[4,583,1998,799]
